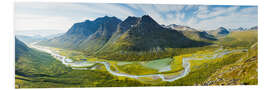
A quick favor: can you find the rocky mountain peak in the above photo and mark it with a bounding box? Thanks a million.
[217,27,229,35]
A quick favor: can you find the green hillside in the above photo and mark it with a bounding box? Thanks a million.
[15,38,147,88]
[203,43,258,85]
[19,15,258,87]
[218,30,258,48]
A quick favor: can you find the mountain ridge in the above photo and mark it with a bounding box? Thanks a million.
[39,15,214,61]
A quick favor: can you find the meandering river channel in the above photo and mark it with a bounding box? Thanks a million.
[30,43,246,82]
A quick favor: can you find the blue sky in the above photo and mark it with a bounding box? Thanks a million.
[15,2,257,31]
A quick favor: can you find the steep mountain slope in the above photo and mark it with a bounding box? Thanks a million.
[181,31,217,41]
[95,16,140,53]
[38,20,99,48]
[38,16,122,49]
[78,16,122,52]
[108,15,210,51]
[95,15,211,61]
[15,38,70,77]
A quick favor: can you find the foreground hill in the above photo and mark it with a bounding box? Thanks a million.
[202,30,258,85]
[15,38,146,88]
[15,38,70,77]
[204,43,257,85]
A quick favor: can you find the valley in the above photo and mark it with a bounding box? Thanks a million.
[30,40,250,84]
[15,15,258,88]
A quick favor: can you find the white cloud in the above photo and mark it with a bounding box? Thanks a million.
[196,6,239,19]
[154,4,185,13]
[15,3,258,31]
[15,3,137,31]
[189,11,257,30]
[15,13,83,31]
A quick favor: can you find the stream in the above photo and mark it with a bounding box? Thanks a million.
[30,43,246,82]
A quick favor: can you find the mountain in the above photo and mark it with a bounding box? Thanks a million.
[16,35,44,44]
[182,31,217,41]
[102,15,209,51]
[94,15,211,60]
[249,26,258,30]
[15,38,29,61]
[165,24,216,41]
[38,15,213,61]
[166,24,197,31]
[164,24,217,41]
[78,16,122,51]
[217,27,230,35]
[38,16,122,49]
[16,33,63,44]
[208,27,230,36]
[96,16,140,53]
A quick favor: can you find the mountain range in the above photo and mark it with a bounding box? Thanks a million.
[38,15,217,61]
[16,33,63,44]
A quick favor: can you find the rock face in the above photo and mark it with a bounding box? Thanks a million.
[65,20,99,37]
[38,16,122,49]
[78,16,122,51]
[117,16,140,33]
[97,15,210,52]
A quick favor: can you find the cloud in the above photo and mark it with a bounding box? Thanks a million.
[15,3,258,31]
[195,6,239,19]
[15,13,82,31]
[127,4,186,25]
[15,3,137,31]
[188,7,258,30]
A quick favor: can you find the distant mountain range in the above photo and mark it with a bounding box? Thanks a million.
[207,27,230,37]
[166,24,197,31]
[228,26,258,31]
[37,15,220,60]
[16,33,63,44]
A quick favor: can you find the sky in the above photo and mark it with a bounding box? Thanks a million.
[15,2,258,32]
